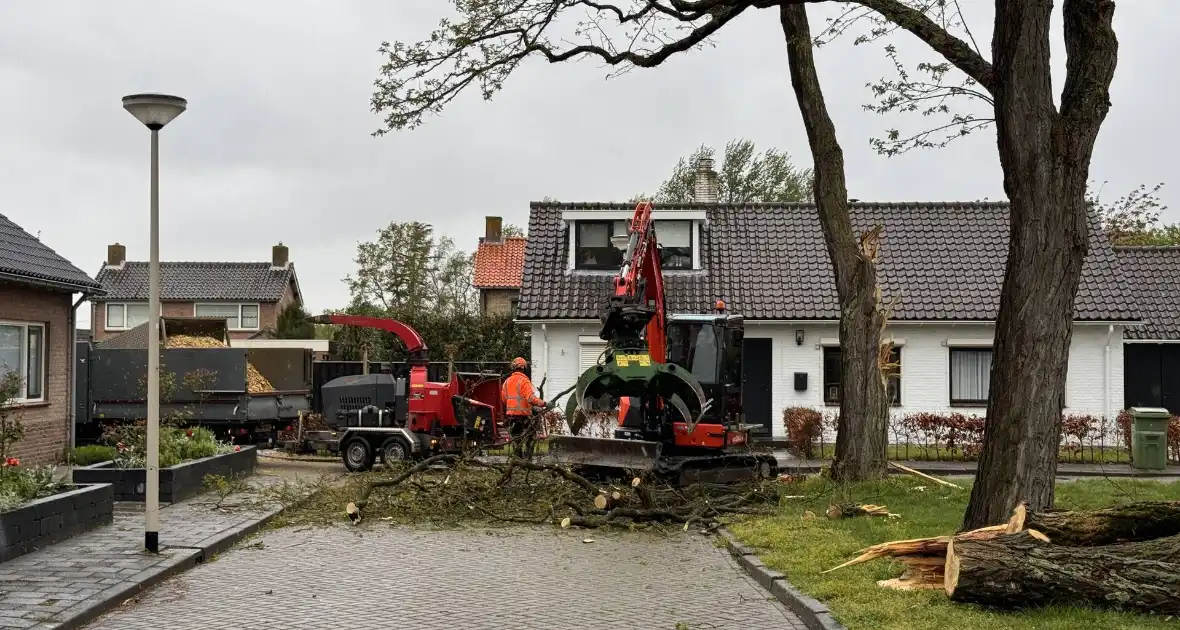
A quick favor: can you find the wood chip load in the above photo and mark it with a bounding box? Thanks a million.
[164,334,275,393]
[823,500,1180,615]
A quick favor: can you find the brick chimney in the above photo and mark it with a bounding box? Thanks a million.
[692,157,719,203]
[484,216,503,244]
[271,242,290,269]
[106,243,126,268]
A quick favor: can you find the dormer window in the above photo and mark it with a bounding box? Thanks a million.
[572,218,695,271]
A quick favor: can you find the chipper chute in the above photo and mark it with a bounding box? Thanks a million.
[548,351,710,473]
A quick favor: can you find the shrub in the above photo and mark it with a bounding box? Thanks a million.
[72,445,117,466]
[783,407,824,458]
[101,422,233,469]
[0,460,59,513]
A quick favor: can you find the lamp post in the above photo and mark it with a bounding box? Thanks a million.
[122,93,187,554]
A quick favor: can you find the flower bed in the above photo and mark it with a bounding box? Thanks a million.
[73,445,257,503]
[0,482,113,563]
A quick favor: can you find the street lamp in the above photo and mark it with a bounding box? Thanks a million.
[122,93,186,554]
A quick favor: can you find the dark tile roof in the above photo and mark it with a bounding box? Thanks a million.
[473,237,527,288]
[95,262,294,302]
[0,213,102,292]
[518,201,1138,322]
[1113,246,1180,340]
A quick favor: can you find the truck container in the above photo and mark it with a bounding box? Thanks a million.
[76,317,312,445]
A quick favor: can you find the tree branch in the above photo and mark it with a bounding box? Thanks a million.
[371,0,770,133]
[1056,0,1118,157]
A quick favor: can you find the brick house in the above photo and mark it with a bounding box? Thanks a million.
[473,216,526,317]
[90,242,304,343]
[1,213,103,464]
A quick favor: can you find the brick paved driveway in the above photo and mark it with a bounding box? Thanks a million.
[83,525,806,630]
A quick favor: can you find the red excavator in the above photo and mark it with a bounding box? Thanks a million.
[296,314,514,471]
[549,202,778,485]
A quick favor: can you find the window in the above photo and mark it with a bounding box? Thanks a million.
[194,304,260,330]
[509,298,519,316]
[652,220,693,269]
[950,347,991,405]
[821,345,902,405]
[105,303,151,330]
[666,321,720,385]
[0,322,46,402]
[573,219,696,270]
[574,220,627,270]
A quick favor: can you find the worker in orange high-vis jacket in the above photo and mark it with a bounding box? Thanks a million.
[501,357,553,458]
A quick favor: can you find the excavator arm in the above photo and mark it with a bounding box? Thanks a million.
[599,201,667,361]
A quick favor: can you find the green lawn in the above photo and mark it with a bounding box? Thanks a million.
[803,443,1134,464]
[729,476,1180,630]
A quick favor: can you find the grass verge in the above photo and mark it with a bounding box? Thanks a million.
[806,443,1135,464]
[729,475,1180,630]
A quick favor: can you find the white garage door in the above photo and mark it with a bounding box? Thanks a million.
[579,342,607,372]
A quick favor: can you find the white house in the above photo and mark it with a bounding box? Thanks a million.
[514,165,1140,441]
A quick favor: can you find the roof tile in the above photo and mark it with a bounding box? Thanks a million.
[518,201,1138,322]
[473,237,527,288]
[1113,246,1180,340]
[95,262,294,302]
[0,213,102,291]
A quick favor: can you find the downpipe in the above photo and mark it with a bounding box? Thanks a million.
[1104,324,1113,422]
[541,323,549,386]
[68,294,87,456]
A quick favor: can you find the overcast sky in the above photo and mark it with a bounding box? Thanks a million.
[1,1,1173,328]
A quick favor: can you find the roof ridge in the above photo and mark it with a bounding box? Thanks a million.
[1113,245,1180,251]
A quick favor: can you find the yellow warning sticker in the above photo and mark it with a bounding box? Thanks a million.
[616,353,651,367]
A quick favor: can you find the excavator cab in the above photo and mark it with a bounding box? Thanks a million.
[664,313,745,427]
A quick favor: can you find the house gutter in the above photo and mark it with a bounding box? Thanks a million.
[541,323,549,386]
[1104,324,1114,421]
[69,293,88,455]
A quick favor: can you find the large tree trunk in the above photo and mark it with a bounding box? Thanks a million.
[1010,501,1180,546]
[945,531,1180,615]
[961,0,1119,530]
[781,3,889,481]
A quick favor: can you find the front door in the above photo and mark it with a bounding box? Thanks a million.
[742,338,773,436]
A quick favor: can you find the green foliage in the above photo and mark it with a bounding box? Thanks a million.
[102,422,231,469]
[0,465,58,513]
[345,220,476,317]
[1090,182,1179,246]
[71,445,117,466]
[331,304,529,363]
[635,139,813,204]
[502,223,526,238]
[275,302,315,339]
[0,371,24,461]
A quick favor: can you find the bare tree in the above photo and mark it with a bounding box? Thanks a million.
[371,0,895,480]
[781,4,891,480]
[1091,182,1176,245]
[807,0,1119,529]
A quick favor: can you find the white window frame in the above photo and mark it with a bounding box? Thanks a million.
[0,321,47,404]
[104,302,154,331]
[193,303,262,331]
[562,210,706,272]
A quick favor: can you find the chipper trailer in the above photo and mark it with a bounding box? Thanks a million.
[549,201,778,486]
[290,314,515,471]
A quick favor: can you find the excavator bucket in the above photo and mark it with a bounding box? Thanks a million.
[550,349,709,475]
[548,435,663,471]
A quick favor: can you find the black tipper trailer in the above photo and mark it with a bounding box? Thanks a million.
[76,317,313,446]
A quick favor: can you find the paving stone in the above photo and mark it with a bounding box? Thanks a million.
[81,525,810,630]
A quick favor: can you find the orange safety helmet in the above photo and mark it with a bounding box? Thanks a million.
[510,357,528,371]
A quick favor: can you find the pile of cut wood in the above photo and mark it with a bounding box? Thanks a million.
[826,500,1180,616]
[165,334,275,393]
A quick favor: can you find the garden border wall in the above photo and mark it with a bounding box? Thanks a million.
[72,446,257,503]
[1,483,114,563]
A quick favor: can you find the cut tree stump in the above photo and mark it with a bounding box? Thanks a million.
[1007,501,1180,546]
[945,531,1180,615]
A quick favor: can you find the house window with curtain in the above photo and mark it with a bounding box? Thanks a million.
[194,304,260,330]
[105,303,151,330]
[652,219,693,269]
[822,345,902,405]
[0,322,45,402]
[949,347,991,405]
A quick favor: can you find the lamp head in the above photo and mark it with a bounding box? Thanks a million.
[122,93,187,130]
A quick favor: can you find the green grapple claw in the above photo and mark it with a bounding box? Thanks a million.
[553,350,709,472]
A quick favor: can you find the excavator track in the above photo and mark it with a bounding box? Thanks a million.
[654,452,779,487]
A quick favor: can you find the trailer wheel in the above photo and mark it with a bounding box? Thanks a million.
[342,437,375,472]
[380,437,411,466]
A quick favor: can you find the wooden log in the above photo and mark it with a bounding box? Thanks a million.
[823,524,1017,574]
[1007,501,1180,546]
[879,556,946,591]
[945,531,1180,615]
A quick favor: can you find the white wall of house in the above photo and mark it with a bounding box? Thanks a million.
[528,321,1125,440]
